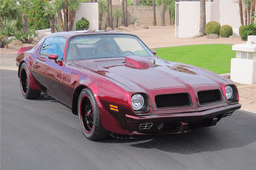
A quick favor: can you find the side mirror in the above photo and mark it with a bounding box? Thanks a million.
[48,54,58,62]
[151,50,157,55]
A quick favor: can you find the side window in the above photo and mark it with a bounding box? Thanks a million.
[40,37,66,60]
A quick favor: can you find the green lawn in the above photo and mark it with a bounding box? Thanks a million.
[154,44,236,74]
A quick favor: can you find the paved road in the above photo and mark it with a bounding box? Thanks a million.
[1,69,256,170]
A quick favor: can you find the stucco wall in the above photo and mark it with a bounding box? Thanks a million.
[73,3,98,30]
[177,0,241,38]
[177,1,215,38]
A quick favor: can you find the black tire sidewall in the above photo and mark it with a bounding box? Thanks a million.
[20,63,31,98]
[78,88,101,140]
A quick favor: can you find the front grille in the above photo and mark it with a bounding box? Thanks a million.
[198,89,221,105]
[155,93,191,108]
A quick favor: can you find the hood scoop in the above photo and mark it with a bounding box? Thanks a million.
[124,56,155,69]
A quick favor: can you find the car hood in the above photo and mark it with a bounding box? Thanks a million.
[72,56,231,92]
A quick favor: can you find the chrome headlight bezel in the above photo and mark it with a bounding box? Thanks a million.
[224,85,239,102]
[225,85,233,100]
[131,93,149,114]
[131,94,144,111]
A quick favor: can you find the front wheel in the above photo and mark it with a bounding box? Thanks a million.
[78,88,109,140]
[19,63,41,99]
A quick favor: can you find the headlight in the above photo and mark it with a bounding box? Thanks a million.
[131,94,145,110]
[225,86,233,100]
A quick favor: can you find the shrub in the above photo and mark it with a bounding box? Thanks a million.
[239,25,246,37]
[241,23,256,41]
[205,21,221,35]
[0,0,23,32]
[76,17,90,30]
[220,25,233,38]
[27,0,50,30]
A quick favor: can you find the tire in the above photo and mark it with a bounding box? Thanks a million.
[19,63,41,99]
[78,88,109,140]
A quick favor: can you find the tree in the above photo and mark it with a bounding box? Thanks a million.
[108,0,113,28]
[199,0,206,35]
[122,0,125,26]
[165,0,175,25]
[239,0,244,25]
[17,0,34,33]
[248,0,251,24]
[252,0,255,23]
[44,1,56,33]
[124,0,128,26]
[153,0,156,26]
[63,0,69,31]
[53,0,64,30]
[98,0,108,29]
[113,8,122,28]
[161,0,165,26]
[67,0,81,31]
[243,0,249,25]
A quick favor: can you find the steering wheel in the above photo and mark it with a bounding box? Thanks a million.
[122,51,134,56]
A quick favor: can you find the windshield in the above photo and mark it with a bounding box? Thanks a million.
[66,34,154,61]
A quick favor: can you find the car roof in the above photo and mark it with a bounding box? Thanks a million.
[44,30,133,39]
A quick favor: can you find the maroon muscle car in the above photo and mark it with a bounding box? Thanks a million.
[16,31,241,140]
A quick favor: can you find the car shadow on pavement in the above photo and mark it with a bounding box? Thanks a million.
[101,111,256,154]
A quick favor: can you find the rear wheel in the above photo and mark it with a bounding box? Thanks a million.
[19,63,41,99]
[78,88,109,140]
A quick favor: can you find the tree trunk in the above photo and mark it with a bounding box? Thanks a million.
[63,0,68,31]
[245,8,248,25]
[58,9,64,30]
[108,0,113,29]
[50,15,55,33]
[122,0,125,26]
[100,14,103,30]
[169,8,172,25]
[124,0,128,26]
[161,0,165,26]
[0,18,2,28]
[248,1,251,24]
[110,0,113,28]
[70,11,76,31]
[252,0,255,23]
[22,13,28,33]
[199,0,206,35]
[153,0,156,26]
[116,17,119,28]
[239,0,244,25]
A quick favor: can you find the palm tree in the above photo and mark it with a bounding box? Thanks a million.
[239,0,244,25]
[44,1,56,33]
[67,0,81,31]
[153,0,156,26]
[63,0,69,31]
[244,0,249,25]
[98,0,108,30]
[122,0,125,26]
[199,0,206,35]
[248,0,251,24]
[113,8,122,28]
[108,0,113,29]
[161,0,165,26]
[53,0,64,30]
[17,0,34,33]
[252,0,255,23]
[124,0,128,26]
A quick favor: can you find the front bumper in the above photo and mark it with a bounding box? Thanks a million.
[125,103,241,135]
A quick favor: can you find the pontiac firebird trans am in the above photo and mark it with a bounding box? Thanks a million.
[16,31,241,140]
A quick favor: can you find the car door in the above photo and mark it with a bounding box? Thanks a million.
[34,36,67,102]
